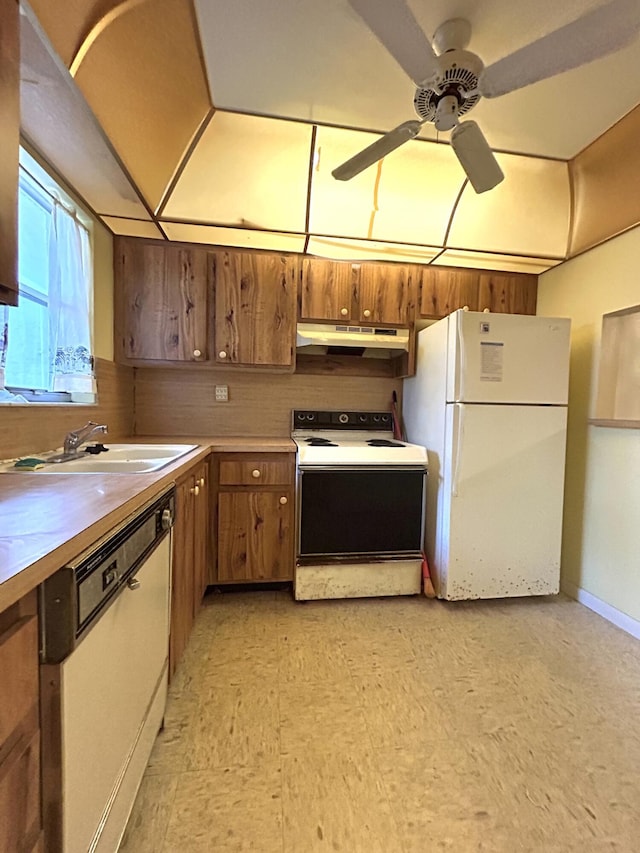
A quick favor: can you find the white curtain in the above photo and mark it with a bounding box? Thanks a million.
[0,305,7,388]
[48,201,95,394]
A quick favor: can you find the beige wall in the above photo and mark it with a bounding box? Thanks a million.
[537,228,640,622]
[92,220,114,360]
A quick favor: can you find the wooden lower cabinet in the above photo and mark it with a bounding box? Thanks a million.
[213,453,294,583]
[0,590,43,852]
[169,459,209,678]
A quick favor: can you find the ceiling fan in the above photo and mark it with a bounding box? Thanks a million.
[333,0,640,192]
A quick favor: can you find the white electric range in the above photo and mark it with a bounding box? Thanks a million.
[291,410,427,601]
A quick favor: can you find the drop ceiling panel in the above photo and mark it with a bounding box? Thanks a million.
[162,222,306,253]
[433,250,561,275]
[310,126,463,246]
[20,11,151,220]
[163,112,312,233]
[101,217,164,239]
[306,236,440,265]
[447,155,570,258]
[70,0,211,212]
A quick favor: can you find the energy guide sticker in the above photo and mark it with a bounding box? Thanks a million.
[480,341,504,381]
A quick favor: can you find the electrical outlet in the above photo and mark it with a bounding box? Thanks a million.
[215,385,228,402]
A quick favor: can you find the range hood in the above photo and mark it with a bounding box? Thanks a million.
[296,323,410,358]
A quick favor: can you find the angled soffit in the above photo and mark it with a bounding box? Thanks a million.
[29,0,212,213]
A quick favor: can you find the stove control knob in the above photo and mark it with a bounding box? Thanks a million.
[358,414,367,422]
[279,496,288,505]
[338,413,349,424]
[252,469,261,478]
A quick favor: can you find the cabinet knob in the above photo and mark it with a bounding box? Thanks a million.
[218,350,227,359]
[193,349,202,358]
[363,309,371,318]
[279,496,288,505]
[483,308,490,313]
[199,477,205,487]
[252,469,261,478]
[340,307,348,316]
[191,484,200,496]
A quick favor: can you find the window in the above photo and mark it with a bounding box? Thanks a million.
[0,151,95,404]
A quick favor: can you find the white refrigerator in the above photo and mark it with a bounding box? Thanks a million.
[403,310,571,600]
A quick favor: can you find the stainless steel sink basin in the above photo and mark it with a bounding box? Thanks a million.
[5,444,198,474]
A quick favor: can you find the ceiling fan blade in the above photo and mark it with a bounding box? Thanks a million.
[450,121,504,194]
[479,0,640,98]
[347,0,439,86]
[332,120,424,181]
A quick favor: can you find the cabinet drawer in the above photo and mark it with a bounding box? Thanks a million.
[219,456,294,486]
[0,615,38,750]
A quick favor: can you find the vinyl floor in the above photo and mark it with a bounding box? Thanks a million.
[119,590,640,852]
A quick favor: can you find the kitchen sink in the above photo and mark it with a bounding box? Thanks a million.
[4,444,198,474]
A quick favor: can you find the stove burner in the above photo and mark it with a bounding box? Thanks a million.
[367,439,405,448]
[305,438,338,447]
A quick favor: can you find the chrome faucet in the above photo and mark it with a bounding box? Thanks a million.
[63,422,108,457]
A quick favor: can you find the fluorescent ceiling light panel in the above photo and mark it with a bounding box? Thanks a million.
[163,112,312,233]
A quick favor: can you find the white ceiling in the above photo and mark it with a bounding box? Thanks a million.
[194,0,640,159]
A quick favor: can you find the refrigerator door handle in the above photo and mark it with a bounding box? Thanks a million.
[452,404,463,497]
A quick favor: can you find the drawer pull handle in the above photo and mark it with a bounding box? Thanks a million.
[218,350,227,359]
[279,496,288,505]
[252,469,261,478]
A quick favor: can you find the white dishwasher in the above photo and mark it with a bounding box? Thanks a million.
[39,488,174,853]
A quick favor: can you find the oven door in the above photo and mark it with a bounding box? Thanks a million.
[297,466,426,558]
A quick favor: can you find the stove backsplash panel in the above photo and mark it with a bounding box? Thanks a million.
[134,368,401,437]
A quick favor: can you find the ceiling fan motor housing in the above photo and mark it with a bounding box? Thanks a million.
[413,49,483,125]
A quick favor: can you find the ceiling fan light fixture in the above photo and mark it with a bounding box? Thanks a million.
[450,121,504,194]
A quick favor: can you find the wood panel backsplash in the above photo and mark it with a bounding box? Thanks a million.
[0,359,134,460]
[134,368,402,437]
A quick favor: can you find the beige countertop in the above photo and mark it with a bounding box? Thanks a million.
[0,436,296,612]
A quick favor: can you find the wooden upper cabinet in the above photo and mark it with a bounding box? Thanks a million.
[356,263,414,326]
[212,251,298,369]
[300,258,354,322]
[0,0,19,306]
[115,238,209,362]
[418,267,480,318]
[478,272,537,315]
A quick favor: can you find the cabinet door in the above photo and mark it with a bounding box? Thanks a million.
[419,267,480,318]
[0,0,19,306]
[213,251,297,367]
[170,476,196,678]
[300,258,354,322]
[357,263,413,325]
[478,272,537,315]
[116,239,209,362]
[193,462,209,616]
[217,490,293,581]
[0,593,41,851]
